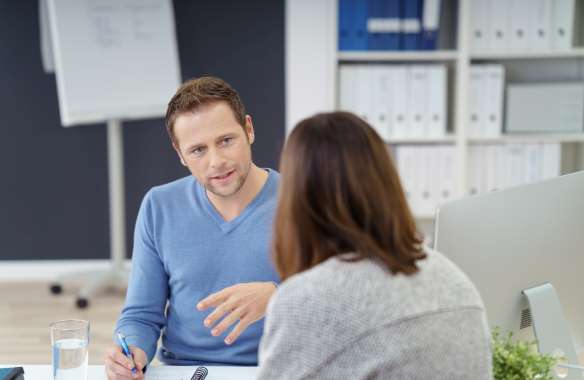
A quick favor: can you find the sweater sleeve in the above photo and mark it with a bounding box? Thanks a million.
[257,287,303,379]
[257,276,335,380]
[114,190,169,363]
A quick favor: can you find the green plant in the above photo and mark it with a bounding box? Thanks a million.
[492,329,559,380]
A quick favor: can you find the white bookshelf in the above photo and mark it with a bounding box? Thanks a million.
[471,48,584,60]
[286,0,584,222]
[338,50,458,62]
[469,134,584,144]
[386,136,457,144]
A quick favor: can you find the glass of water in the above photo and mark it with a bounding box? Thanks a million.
[49,319,89,380]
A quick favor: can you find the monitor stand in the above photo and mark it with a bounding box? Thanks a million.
[523,283,582,379]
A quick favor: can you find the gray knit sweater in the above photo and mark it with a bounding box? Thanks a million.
[257,249,493,379]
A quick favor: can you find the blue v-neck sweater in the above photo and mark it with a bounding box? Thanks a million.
[115,170,280,366]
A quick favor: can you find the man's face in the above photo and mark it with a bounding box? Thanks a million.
[173,101,254,198]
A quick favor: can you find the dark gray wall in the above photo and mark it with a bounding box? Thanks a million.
[0,0,285,260]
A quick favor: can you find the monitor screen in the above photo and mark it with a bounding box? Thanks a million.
[434,170,584,361]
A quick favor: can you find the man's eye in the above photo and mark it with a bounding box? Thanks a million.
[222,137,233,144]
[191,147,204,155]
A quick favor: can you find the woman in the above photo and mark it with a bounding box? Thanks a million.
[257,112,492,379]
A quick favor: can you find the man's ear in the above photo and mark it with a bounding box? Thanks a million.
[245,115,255,145]
[173,142,187,167]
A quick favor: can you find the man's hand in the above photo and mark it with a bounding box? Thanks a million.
[105,344,147,380]
[197,282,278,345]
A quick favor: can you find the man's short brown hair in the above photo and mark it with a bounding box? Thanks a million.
[165,76,247,143]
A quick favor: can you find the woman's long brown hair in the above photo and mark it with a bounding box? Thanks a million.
[273,112,426,281]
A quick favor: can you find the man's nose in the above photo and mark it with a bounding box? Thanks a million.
[208,148,226,169]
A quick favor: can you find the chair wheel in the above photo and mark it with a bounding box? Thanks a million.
[49,284,63,295]
[76,298,89,309]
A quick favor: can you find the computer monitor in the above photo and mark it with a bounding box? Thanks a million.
[434,170,584,365]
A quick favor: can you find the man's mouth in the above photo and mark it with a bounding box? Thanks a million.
[210,169,235,181]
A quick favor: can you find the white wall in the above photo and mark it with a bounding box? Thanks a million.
[285,0,337,134]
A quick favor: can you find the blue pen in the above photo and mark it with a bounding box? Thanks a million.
[117,332,138,376]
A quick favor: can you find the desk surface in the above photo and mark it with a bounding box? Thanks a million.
[0,365,258,380]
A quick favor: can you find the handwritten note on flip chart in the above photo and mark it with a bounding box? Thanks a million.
[45,0,181,126]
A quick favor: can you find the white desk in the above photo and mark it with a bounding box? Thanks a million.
[1,365,258,380]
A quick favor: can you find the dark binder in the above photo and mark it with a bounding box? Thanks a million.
[0,367,24,380]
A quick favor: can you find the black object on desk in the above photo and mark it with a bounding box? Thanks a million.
[0,367,24,380]
[191,366,208,380]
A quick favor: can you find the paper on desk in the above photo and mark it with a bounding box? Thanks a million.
[145,365,258,380]
[145,366,194,380]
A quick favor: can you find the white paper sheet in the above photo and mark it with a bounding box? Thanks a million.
[145,365,257,380]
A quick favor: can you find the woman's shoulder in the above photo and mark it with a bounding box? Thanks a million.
[411,247,486,313]
[272,248,485,317]
[267,256,366,317]
[275,254,376,296]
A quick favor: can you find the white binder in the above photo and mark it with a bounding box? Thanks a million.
[418,147,434,215]
[426,65,447,138]
[484,65,504,137]
[484,145,498,192]
[495,144,509,190]
[480,145,490,194]
[489,0,511,51]
[383,67,397,139]
[470,0,491,52]
[371,65,392,141]
[355,66,374,124]
[339,65,356,112]
[500,145,513,189]
[397,146,416,210]
[509,144,527,187]
[528,0,553,51]
[469,65,486,138]
[437,146,455,205]
[510,0,530,51]
[542,143,561,179]
[407,147,421,215]
[468,145,482,195]
[551,0,575,50]
[392,65,409,139]
[525,144,543,184]
[407,66,428,138]
[427,146,442,214]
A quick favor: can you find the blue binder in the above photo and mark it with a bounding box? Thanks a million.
[338,0,352,50]
[420,0,441,50]
[365,0,401,50]
[386,0,401,50]
[401,0,422,50]
[354,0,369,50]
[367,0,384,50]
[420,29,439,50]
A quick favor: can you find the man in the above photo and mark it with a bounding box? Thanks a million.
[105,76,280,380]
